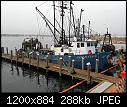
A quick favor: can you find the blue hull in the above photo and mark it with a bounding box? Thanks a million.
[37,52,111,72]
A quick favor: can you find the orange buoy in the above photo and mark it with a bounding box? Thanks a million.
[110,88,118,93]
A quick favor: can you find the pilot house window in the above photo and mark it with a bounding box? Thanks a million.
[81,43,84,47]
[87,42,90,47]
[77,43,80,48]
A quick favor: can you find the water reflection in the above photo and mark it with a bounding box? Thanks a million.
[16,65,19,76]
[21,66,25,77]
[58,76,62,92]
[10,63,14,75]
[2,60,96,92]
[45,68,49,88]
[36,69,40,85]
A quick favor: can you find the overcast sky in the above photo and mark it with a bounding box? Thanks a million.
[1,1,126,36]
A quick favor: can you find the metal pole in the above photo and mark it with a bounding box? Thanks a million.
[95,59,99,73]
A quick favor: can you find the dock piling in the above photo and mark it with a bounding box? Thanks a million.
[46,54,49,68]
[11,50,13,63]
[71,59,75,74]
[15,48,17,56]
[59,57,62,76]
[87,62,91,84]
[95,59,99,73]
[16,50,18,64]
[82,57,84,70]
[6,47,8,55]
[46,44,48,49]
[29,53,31,68]
[22,52,24,66]
[1,47,4,53]
[37,54,39,69]
[57,54,60,64]
[68,56,71,74]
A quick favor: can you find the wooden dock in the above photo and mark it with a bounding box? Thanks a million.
[1,53,121,84]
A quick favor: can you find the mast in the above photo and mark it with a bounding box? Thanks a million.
[53,1,56,45]
[88,20,90,39]
[69,1,72,46]
[61,1,64,45]
[78,9,84,40]
[83,25,85,40]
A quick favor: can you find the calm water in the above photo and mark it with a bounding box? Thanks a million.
[1,60,74,92]
[1,35,98,92]
[1,35,126,92]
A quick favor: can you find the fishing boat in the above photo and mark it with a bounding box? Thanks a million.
[18,1,115,72]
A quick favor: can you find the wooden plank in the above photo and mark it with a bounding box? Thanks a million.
[87,81,113,93]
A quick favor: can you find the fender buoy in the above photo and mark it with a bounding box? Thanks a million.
[88,50,92,54]
[121,70,126,79]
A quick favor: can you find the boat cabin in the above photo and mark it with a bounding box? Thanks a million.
[50,38,99,55]
[70,39,98,55]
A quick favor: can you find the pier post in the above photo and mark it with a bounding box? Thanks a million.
[95,59,99,73]
[95,48,98,53]
[22,52,24,66]
[82,57,84,70]
[29,53,31,68]
[59,57,62,76]
[47,53,50,63]
[71,59,75,74]
[16,50,18,65]
[15,48,17,56]
[68,56,71,74]
[87,62,91,84]
[46,44,48,49]
[11,50,13,63]
[6,47,8,55]
[57,54,60,64]
[1,47,4,53]
[46,54,49,68]
[37,54,39,69]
